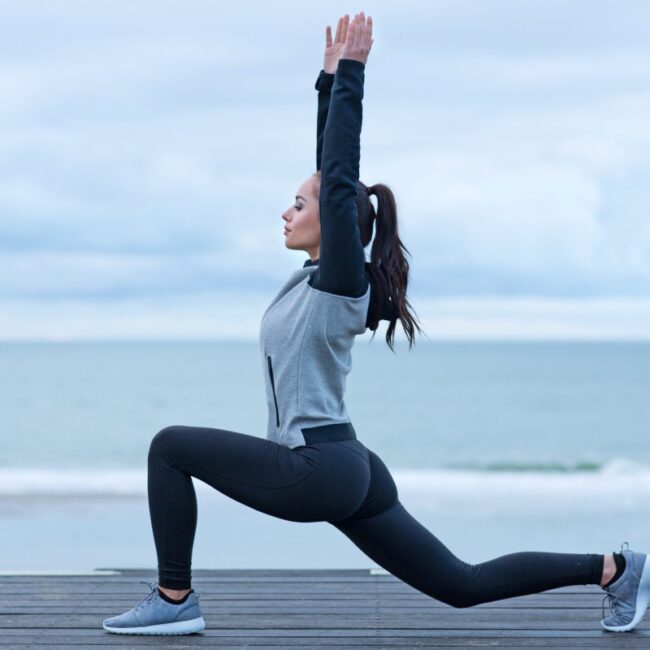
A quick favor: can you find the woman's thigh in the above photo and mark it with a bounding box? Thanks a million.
[148,425,371,523]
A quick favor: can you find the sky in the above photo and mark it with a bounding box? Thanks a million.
[1,0,649,341]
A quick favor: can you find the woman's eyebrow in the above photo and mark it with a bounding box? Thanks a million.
[295,195,307,202]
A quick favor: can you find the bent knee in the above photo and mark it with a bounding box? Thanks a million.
[445,594,478,608]
[440,575,484,609]
[148,425,185,457]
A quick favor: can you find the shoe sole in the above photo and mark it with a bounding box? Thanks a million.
[601,554,650,632]
[103,615,205,635]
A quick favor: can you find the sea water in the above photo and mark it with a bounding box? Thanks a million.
[0,340,648,572]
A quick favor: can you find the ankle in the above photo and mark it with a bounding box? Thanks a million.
[158,585,192,600]
[600,553,616,587]
[601,552,626,588]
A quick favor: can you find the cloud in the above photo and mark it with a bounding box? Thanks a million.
[0,0,648,339]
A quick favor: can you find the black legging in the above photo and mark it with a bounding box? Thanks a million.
[147,424,604,606]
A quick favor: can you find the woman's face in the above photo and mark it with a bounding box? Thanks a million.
[282,175,320,259]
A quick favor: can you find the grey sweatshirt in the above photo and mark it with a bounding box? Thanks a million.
[259,264,370,448]
[258,59,372,449]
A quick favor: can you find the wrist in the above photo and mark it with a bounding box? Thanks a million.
[316,69,335,91]
[339,57,366,67]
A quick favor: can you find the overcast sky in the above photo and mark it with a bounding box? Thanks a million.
[1,0,649,341]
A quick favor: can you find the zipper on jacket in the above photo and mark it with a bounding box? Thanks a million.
[267,355,280,428]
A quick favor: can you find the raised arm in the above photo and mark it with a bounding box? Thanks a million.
[310,13,374,299]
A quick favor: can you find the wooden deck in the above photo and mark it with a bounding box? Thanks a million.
[0,567,649,648]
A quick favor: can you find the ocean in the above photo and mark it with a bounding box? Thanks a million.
[1,340,648,573]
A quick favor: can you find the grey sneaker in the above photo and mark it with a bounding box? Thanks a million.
[103,580,205,635]
[601,541,650,632]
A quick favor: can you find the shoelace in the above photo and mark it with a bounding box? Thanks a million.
[601,540,630,622]
[133,581,158,612]
[133,579,202,611]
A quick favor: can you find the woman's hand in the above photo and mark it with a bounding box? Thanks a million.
[341,11,373,65]
[323,14,350,74]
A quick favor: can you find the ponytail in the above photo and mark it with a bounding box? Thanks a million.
[356,180,425,352]
[312,170,424,352]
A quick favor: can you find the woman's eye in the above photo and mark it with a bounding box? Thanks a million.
[294,205,302,210]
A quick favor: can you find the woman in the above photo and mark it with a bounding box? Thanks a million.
[103,12,650,636]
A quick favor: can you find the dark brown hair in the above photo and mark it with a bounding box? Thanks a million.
[313,171,425,352]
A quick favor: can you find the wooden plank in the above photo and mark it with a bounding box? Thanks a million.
[0,569,646,647]
[0,638,637,644]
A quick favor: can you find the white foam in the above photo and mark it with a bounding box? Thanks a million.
[0,570,121,575]
[0,468,147,496]
[395,459,650,515]
[1,459,649,517]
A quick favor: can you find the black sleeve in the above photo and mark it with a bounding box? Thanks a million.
[315,69,335,172]
[309,58,370,299]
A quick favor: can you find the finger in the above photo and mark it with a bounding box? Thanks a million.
[361,17,371,50]
[326,25,332,48]
[341,14,349,43]
[334,17,342,43]
[346,19,356,46]
[348,15,358,45]
[350,20,359,52]
[354,16,363,50]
